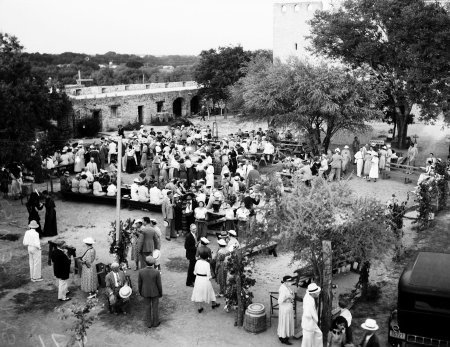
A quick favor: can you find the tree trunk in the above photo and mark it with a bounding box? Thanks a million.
[395,107,410,149]
[321,241,333,345]
[236,251,245,326]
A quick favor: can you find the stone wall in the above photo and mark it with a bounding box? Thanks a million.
[69,83,199,133]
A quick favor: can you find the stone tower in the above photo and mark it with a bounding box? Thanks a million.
[273,1,342,62]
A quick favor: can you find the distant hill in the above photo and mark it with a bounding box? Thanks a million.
[22,51,199,86]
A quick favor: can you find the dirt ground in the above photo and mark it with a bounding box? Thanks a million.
[0,119,449,347]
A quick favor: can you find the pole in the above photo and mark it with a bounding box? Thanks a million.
[321,240,332,344]
[116,136,122,242]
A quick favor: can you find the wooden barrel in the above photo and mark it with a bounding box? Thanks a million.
[243,303,266,334]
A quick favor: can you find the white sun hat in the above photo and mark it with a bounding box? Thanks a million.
[307,282,321,294]
[82,237,95,245]
[361,318,379,331]
[119,285,132,299]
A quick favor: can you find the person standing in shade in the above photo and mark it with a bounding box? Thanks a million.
[138,256,162,328]
[137,217,161,269]
[42,191,57,237]
[359,319,380,347]
[26,192,43,237]
[184,224,197,287]
[301,283,323,347]
[277,276,295,345]
[162,191,175,241]
[80,237,98,298]
[50,240,71,301]
[23,220,43,282]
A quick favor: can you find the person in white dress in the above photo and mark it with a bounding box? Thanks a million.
[354,148,364,177]
[130,178,140,201]
[302,283,323,347]
[191,252,220,313]
[277,276,295,345]
[368,152,379,182]
[205,164,215,188]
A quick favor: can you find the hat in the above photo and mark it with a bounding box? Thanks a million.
[218,239,227,246]
[200,237,210,245]
[344,145,349,149]
[150,218,157,224]
[307,283,321,294]
[119,285,132,299]
[133,219,143,225]
[64,171,70,177]
[82,237,95,245]
[220,230,228,238]
[100,169,107,173]
[228,230,237,236]
[90,145,94,149]
[110,262,120,269]
[140,125,144,128]
[382,145,387,149]
[133,178,140,183]
[335,148,340,152]
[163,220,169,227]
[213,192,221,198]
[282,275,293,283]
[28,220,39,229]
[361,318,379,331]
[145,256,156,265]
[234,176,240,181]
[152,249,160,261]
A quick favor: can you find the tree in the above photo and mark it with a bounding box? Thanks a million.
[194,46,252,110]
[231,57,385,152]
[309,0,450,148]
[272,176,393,342]
[0,33,73,165]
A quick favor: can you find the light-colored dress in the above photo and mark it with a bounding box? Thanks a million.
[277,283,295,338]
[379,149,387,170]
[369,156,379,179]
[363,154,372,176]
[74,148,85,173]
[191,259,216,303]
[80,247,98,293]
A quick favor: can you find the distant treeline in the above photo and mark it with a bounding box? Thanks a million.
[22,51,199,86]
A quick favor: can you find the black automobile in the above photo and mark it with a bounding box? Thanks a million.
[389,252,450,346]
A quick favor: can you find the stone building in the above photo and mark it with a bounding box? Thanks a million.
[67,81,199,133]
[273,1,342,62]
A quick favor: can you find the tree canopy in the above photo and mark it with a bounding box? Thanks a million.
[230,57,385,151]
[0,33,72,164]
[309,0,450,147]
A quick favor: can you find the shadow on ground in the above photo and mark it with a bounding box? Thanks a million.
[165,257,188,272]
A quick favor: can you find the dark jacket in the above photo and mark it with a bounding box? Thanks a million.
[359,333,380,347]
[50,248,71,280]
[184,232,197,260]
[137,225,160,254]
[105,270,126,295]
[138,266,162,298]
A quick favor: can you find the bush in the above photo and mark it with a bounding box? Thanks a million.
[363,283,382,302]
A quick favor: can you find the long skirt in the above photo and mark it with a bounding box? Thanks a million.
[196,220,208,240]
[363,159,371,176]
[277,302,295,338]
[356,159,363,177]
[126,157,135,174]
[81,263,98,293]
[140,153,148,169]
[43,208,57,237]
[191,276,216,303]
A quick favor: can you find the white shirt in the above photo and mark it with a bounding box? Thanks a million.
[130,183,140,201]
[340,308,352,326]
[138,185,149,202]
[263,142,274,154]
[194,207,207,220]
[108,142,117,154]
[302,292,320,331]
[107,184,117,196]
[113,272,119,287]
[149,186,164,205]
[23,228,41,250]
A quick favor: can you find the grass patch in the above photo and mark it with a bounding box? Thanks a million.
[12,286,77,313]
[165,257,188,272]
[0,233,20,241]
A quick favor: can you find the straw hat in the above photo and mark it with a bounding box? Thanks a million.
[28,220,39,229]
[344,145,349,149]
[119,285,132,299]
[361,318,379,331]
[145,256,156,265]
[200,237,210,245]
[218,239,227,246]
[82,237,95,245]
[228,230,237,236]
[133,178,140,183]
[307,283,321,294]
[152,249,160,261]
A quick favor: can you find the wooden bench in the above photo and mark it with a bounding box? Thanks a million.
[126,199,162,212]
[386,162,421,183]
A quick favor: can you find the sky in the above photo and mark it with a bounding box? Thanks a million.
[0,0,279,56]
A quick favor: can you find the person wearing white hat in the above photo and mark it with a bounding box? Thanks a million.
[301,283,323,347]
[359,319,380,347]
[354,147,364,178]
[86,157,98,176]
[130,178,140,201]
[227,230,240,251]
[191,251,220,313]
[23,220,43,282]
[131,219,143,270]
[105,263,129,314]
[379,145,387,172]
[152,249,161,271]
[368,151,379,182]
[196,237,212,260]
[80,237,98,298]
[194,201,208,240]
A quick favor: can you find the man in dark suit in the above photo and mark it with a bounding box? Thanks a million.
[50,240,71,301]
[359,319,380,347]
[138,256,162,328]
[137,217,161,269]
[184,224,197,287]
[105,263,128,314]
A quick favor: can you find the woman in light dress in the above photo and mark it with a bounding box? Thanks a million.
[74,145,85,173]
[80,237,98,298]
[277,275,295,345]
[363,151,372,180]
[191,252,220,313]
[368,152,379,182]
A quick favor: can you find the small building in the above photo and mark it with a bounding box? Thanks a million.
[66,81,200,134]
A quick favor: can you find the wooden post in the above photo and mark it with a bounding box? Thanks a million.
[115,137,122,242]
[321,240,332,344]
